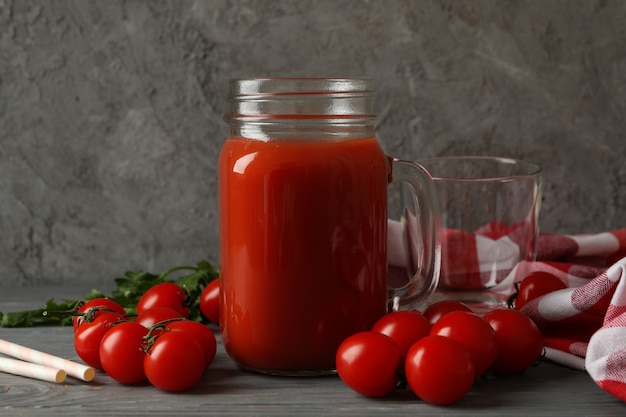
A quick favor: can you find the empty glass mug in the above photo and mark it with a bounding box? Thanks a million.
[417,156,542,311]
[219,78,440,375]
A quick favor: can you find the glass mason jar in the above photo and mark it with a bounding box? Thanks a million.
[219,78,439,375]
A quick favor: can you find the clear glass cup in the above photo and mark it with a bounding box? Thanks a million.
[416,156,542,312]
[219,78,440,375]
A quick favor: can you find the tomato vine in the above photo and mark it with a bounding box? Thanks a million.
[0,260,219,327]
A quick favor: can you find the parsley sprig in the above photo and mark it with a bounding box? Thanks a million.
[0,260,219,327]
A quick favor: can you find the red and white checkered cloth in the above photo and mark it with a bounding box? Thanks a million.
[389,221,626,400]
[488,229,626,401]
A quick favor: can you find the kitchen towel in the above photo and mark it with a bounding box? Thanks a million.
[470,228,626,402]
[388,221,626,399]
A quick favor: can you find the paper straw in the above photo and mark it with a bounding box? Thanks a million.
[0,338,95,382]
[0,356,66,383]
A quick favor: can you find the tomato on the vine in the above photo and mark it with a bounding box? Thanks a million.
[134,306,186,328]
[143,330,206,392]
[483,308,544,375]
[430,310,498,377]
[73,298,126,331]
[513,271,567,310]
[74,311,126,370]
[199,279,220,324]
[335,331,402,398]
[405,335,474,405]
[167,320,217,370]
[99,321,149,384]
[371,310,430,357]
[137,282,190,318]
[422,300,472,325]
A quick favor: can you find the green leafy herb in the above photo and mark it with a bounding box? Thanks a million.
[0,298,82,327]
[0,260,219,327]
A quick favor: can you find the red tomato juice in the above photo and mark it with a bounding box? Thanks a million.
[219,135,389,373]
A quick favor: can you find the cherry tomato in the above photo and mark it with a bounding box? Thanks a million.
[335,331,402,398]
[143,330,205,392]
[422,300,472,325]
[137,282,190,318]
[405,335,475,405]
[166,320,217,370]
[99,321,149,384]
[483,308,544,375]
[134,306,186,328]
[199,279,220,324]
[430,310,498,377]
[513,271,567,310]
[371,310,430,357]
[74,311,126,370]
[73,298,126,330]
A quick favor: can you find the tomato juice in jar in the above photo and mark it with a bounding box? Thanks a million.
[219,79,440,375]
[220,135,389,373]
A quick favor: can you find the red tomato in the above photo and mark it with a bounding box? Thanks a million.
[422,300,472,325]
[99,321,149,384]
[430,310,498,377]
[199,279,220,324]
[405,335,475,405]
[73,298,126,331]
[137,282,190,318]
[513,271,567,310]
[134,306,186,328]
[371,310,430,357]
[335,331,402,398]
[166,320,217,370]
[74,311,126,370]
[483,308,544,375]
[143,330,205,392]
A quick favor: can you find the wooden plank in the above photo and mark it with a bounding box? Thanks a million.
[0,287,625,416]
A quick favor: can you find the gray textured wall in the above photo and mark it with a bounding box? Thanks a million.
[1,0,625,287]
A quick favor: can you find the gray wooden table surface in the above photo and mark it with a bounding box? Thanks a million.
[1,286,625,417]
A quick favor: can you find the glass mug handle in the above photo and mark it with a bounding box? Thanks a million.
[387,157,441,311]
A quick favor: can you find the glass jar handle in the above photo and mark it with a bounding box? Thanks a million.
[387,158,441,311]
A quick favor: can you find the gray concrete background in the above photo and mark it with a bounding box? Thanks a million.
[1,0,625,287]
